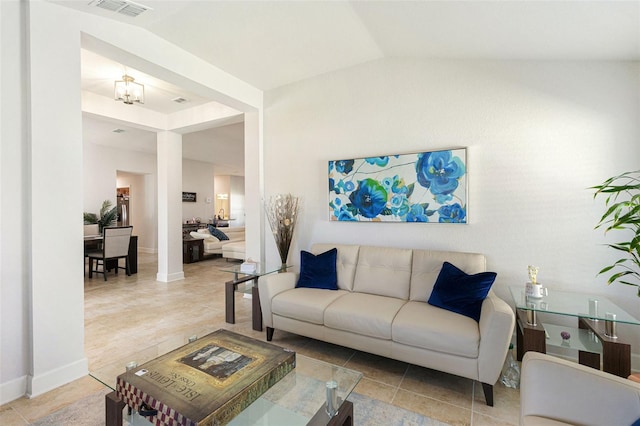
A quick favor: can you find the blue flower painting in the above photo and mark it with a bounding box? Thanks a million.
[329,149,467,223]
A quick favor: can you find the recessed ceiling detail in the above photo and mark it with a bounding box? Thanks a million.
[91,0,151,18]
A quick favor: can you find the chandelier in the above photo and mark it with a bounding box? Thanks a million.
[114,74,144,105]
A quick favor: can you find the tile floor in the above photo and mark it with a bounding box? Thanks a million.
[0,253,521,425]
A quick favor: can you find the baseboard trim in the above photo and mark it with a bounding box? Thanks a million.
[156,271,185,282]
[26,357,88,399]
[138,247,157,254]
[0,375,28,405]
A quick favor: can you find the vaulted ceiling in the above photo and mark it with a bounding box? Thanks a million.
[57,0,640,175]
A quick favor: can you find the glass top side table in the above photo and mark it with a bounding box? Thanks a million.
[222,263,292,331]
[509,286,639,378]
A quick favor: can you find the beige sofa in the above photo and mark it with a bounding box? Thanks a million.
[521,352,640,425]
[189,227,245,256]
[259,243,515,406]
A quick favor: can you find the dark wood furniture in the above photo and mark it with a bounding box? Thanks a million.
[515,309,632,378]
[182,237,204,263]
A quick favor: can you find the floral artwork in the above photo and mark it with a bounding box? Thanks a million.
[329,149,467,223]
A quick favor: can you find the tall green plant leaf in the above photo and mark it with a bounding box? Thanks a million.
[591,170,640,296]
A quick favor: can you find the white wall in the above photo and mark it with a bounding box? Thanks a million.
[230,175,246,226]
[1,0,30,400]
[83,143,157,252]
[182,159,215,222]
[264,58,640,362]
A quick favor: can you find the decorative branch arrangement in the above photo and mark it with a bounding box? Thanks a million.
[266,194,299,266]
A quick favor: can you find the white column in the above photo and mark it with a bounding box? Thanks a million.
[244,110,264,263]
[25,1,87,398]
[156,131,184,282]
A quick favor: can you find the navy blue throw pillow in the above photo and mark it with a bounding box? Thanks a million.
[296,248,338,290]
[427,261,496,322]
[631,418,640,426]
[208,225,229,241]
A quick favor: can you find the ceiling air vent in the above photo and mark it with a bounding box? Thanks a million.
[172,97,189,104]
[91,0,151,18]
[112,128,126,133]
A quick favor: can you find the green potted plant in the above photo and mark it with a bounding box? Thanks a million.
[591,170,640,296]
[84,200,118,232]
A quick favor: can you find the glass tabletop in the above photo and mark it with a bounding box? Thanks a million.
[228,355,361,425]
[219,263,291,278]
[509,286,640,325]
[90,332,362,426]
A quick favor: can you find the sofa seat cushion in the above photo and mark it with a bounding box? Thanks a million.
[272,288,349,325]
[392,301,480,358]
[203,238,224,251]
[324,293,407,340]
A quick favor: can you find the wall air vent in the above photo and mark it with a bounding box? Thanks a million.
[91,0,152,18]
[172,97,189,104]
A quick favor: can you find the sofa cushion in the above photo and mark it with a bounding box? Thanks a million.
[353,246,412,299]
[208,225,229,240]
[393,301,480,358]
[189,231,213,240]
[272,288,348,325]
[311,244,360,291]
[410,250,487,301]
[324,292,407,340]
[296,248,338,290]
[428,262,496,322]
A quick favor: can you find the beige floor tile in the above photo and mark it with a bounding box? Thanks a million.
[472,381,520,424]
[353,377,397,404]
[472,411,519,426]
[8,376,105,423]
[344,351,408,387]
[0,405,28,426]
[392,388,472,426]
[400,364,474,409]
[292,338,356,367]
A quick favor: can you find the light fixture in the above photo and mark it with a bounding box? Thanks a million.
[114,74,144,105]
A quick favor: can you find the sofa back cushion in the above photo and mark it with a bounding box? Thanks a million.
[353,246,413,299]
[311,244,360,291]
[410,250,487,301]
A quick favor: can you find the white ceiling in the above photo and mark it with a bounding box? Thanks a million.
[64,0,639,175]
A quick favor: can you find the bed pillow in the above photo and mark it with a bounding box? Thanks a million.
[208,225,229,241]
[296,248,338,290]
[427,261,496,322]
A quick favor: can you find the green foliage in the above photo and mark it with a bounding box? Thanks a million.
[591,170,640,296]
[83,200,117,232]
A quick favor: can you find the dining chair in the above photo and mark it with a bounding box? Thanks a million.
[87,226,133,281]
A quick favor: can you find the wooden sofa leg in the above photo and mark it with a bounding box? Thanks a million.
[481,383,494,406]
[266,327,274,341]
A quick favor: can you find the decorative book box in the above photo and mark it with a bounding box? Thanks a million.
[116,329,296,426]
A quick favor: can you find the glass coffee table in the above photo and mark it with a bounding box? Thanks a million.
[509,286,640,377]
[93,332,362,426]
[221,263,290,331]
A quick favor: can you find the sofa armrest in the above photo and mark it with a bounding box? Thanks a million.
[258,272,298,328]
[521,352,640,426]
[477,292,515,384]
